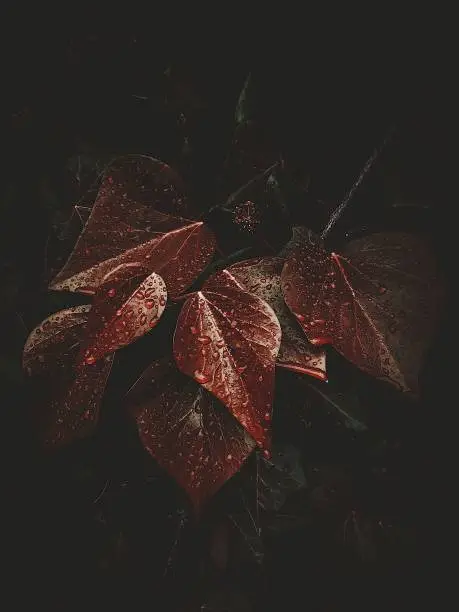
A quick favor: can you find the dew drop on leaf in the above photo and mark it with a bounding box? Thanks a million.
[194,370,209,384]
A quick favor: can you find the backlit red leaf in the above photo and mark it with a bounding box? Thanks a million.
[77,264,167,365]
[173,271,281,449]
[49,155,216,298]
[281,229,442,393]
[216,257,326,380]
[127,359,256,511]
[23,306,113,447]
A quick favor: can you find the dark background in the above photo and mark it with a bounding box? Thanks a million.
[1,12,454,611]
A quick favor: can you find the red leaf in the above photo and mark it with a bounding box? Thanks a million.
[49,155,216,298]
[77,263,167,365]
[173,271,281,449]
[23,306,113,447]
[127,359,256,511]
[281,229,443,393]
[213,258,326,380]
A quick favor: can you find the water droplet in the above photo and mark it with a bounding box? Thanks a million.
[237,365,247,374]
[145,300,155,309]
[264,412,271,421]
[310,336,332,346]
[85,355,96,365]
[197,335,211,345]
[294,312,305,322]
[159,296,166,306]
[258,375,263,382]
[226,454,233,461]
[311,318,326,325]
[107,288,116,297]
[263,449,271,459]
[116,309,122,316]
[194,370,209,384]
[190,326,198,335]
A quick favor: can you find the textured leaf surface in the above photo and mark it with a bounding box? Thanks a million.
[23,306,113,447]
[49,155,216,297]
[127,359,255,511]
[218,257,326,380]
[281,229,442,393]
[78,264,167,365]
[173,270,281,449]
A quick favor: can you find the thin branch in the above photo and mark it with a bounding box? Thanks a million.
[321,127,395,240]
[204,161,280,220]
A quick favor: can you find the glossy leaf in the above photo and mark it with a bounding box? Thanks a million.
[49,155,216,298]
[23,306,114,447]
[281,229,442,393]
[173,270,281,449]
[78,263,167,365]
[218,257,326,380]
[127,359,256,511]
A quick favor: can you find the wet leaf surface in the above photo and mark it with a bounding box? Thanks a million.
[219,257,326,380]
[281,229,443,393]
[49,155,216,297]
[127,358,255,512]
[23,306,114,447]
[173,270,281,449]
[78,264,167,365]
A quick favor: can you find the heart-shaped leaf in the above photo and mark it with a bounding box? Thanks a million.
[78,263,167,365]
[23,306,114,447]
[213,257,326,380]
[127,359,256,511]
[173,270,281,449]
[49,155,216,298]
[281,229,442,393]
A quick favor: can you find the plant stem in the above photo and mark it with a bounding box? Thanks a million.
[320,127,395,240]
[204,161,280,220]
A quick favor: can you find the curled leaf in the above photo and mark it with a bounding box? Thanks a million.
[78,264,167,365]
[127,359,255,511]
[216,257,326,380]
[49,155,216,298]
[281,229,442,393]
[173,270,281,449]
[23,306,113,447]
